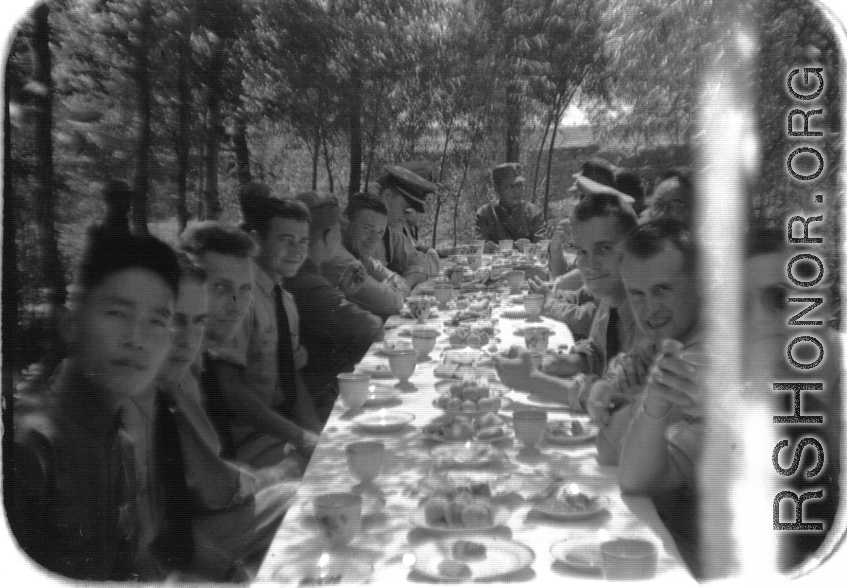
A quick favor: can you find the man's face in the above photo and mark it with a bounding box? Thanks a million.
[496,180,525,207]
[158,278,207,385]
[572,216,626,302]
[346,208,388,259]
[200,251,253,343]
[72,268,173,399]
[253,217,310,278]
[382,189,408,228]
[648,178,689,221]
[622,243,700,343]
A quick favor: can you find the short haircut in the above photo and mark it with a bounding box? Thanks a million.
[622,218,698,276]
[175,251,207,284]
[570,192,639,236]
[346,192,388,219]
[240,196,310,237]
[178,221,255,258]
[652,167,694,202]
[745,221,785,258]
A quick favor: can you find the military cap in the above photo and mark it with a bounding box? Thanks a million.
[491,162,526,187]
[376,163,439,213]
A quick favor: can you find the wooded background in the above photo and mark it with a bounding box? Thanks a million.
[2,0,842,371]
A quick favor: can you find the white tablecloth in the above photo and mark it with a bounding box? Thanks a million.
[256,293,693,585]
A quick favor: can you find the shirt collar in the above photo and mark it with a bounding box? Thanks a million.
[252,259,281,295]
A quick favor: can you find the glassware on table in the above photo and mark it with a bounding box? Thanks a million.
[522,293,545,321]
[512,410,547,449]
[499,239,514,253]
[337,372,370,410]
[506,270,526,293]
[467,253,482,270]
[387,348,417,390]
[314,492,363,546]
[345,441,385,484]
[433,284,454,309]
[600,539,658,580]
[411,327,439,361]
[447,265,466,288]
[522,326,551,354]
[407,296,434,322]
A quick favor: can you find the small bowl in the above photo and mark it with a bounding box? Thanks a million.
[337,372,370,410]
[433,284,454,307]
[523,293,545,319]
[522,326,551,353]
[407,296,435,322]
[411,328,439,359]
[506,270,526,293]
[600,538,658,580]
[345,441,385,483]
[387,348,417,383]
[512,410,547,448]
[467,254,482,270]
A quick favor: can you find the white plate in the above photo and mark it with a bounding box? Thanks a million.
[423,428,511,445]
[412,537,534,581]
[363,384,401,406]
[550,540,603,573]
[532,496,609,521]
[545,421,599,445]
[352,411,415,433]
[275,554,374,584]
[409,505,511,533]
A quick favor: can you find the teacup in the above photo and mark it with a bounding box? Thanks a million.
[523,293,545,320]
[600,538,658,581]
[467,254,482,270]
[512,410,547,448]
[337,372,370,410]
[345,441,385,484]
[314,492,363,546]
[411,327,439,360]
[387,348,417,385]
[506,270,526,293]
[499,239,514,253]
[433,284,454,309]
[448,266,467,288]
[407,296,434,322]
[523,326,551,354]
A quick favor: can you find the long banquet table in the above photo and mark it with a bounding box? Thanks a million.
[256,275,694,585]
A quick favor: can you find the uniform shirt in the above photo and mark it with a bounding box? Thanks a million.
[377,225,440,280]
[475,199,546,243]
[542,284,597,340]
[206,261,307,446]
[286,258,385,395]
[322,244,410,320]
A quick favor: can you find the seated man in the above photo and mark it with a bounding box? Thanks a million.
[9,207,190,580]
[475,162,545,253]
[550,158,645,283]
[322,192,411,320]
[287,190,386,422]
[180,217,319,470]
[375,164,441,287]
[154,254,297,581]
[494,192,642,403]
[642,167,694,223]
[527,274,597,341]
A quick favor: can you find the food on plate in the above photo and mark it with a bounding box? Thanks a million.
[422,496,494,529]
[437,559,472,579]
[434,380,503,414]
[452,540,488,561]
[540,492,601,514]
[423,414,476,441]
[547,420,586,439]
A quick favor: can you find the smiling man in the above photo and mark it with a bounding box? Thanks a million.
[494,192,641,404]
[475,162,546,253]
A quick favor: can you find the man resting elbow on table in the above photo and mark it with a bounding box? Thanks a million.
[494,192,641,410]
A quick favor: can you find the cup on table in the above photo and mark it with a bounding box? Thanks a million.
[467,254,482,271]
[337,372,370,410]
[314,492,363,546]
[411,327,439,360]
[499,239,514,253]
[433,284,454,309]
[407,296,434,322]
[523,293,545,320]
[345,441,385,484]
[448,266,466,288]
[387,348,417,387]
[512,410,547,448]
[472,239,485,254]
[600,538,658,581]
[506,269,526,293]
[523,326,550,354]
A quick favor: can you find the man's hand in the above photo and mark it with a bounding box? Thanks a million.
[492,350,536,391]
[587,380,631,426]
[483,240,499,254]
[616,353,651,396]
[527,276,552,297]
[644,339,702,418]
[338,260,367,297]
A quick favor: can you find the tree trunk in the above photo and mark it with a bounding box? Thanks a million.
[310,123,320,190]
[131,0,152,235]
[232,113,252,184]
[504,84,522,162]
[347,74,363,197]
[175,11,192,233]
[432,116,453,248]
[362,93,383,192]
[322,131,334,193]
[543,102,563,223]
[202,43,224,219]
[30,4,65,307]
[532,109,554,204]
